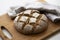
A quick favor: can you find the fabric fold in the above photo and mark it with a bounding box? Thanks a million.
[8,2,60,23]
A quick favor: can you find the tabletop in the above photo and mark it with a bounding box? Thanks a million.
[0,0,60,40]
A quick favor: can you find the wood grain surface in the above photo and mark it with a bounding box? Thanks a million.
[0,14,60,40]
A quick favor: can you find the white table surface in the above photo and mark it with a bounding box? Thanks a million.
[0,0,37,16]
[0,0,60,40]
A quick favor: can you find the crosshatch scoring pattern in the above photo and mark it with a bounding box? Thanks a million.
[18,10,42,24]
[14,10,48,34]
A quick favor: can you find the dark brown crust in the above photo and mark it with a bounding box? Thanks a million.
[14,10,48,34]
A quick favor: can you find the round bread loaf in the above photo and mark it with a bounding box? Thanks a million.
[14,10,48,35]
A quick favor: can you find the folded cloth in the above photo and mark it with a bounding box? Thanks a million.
[25,2,60,23]
[8,2,60,23]
[40,4,60,23]
[8,6,26,19]
[45,13,60,23]
[8,2,44,19]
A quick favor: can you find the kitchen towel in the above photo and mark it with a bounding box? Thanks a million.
[8,2,60,23]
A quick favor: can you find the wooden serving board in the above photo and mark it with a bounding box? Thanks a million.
[0,14,60,40]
